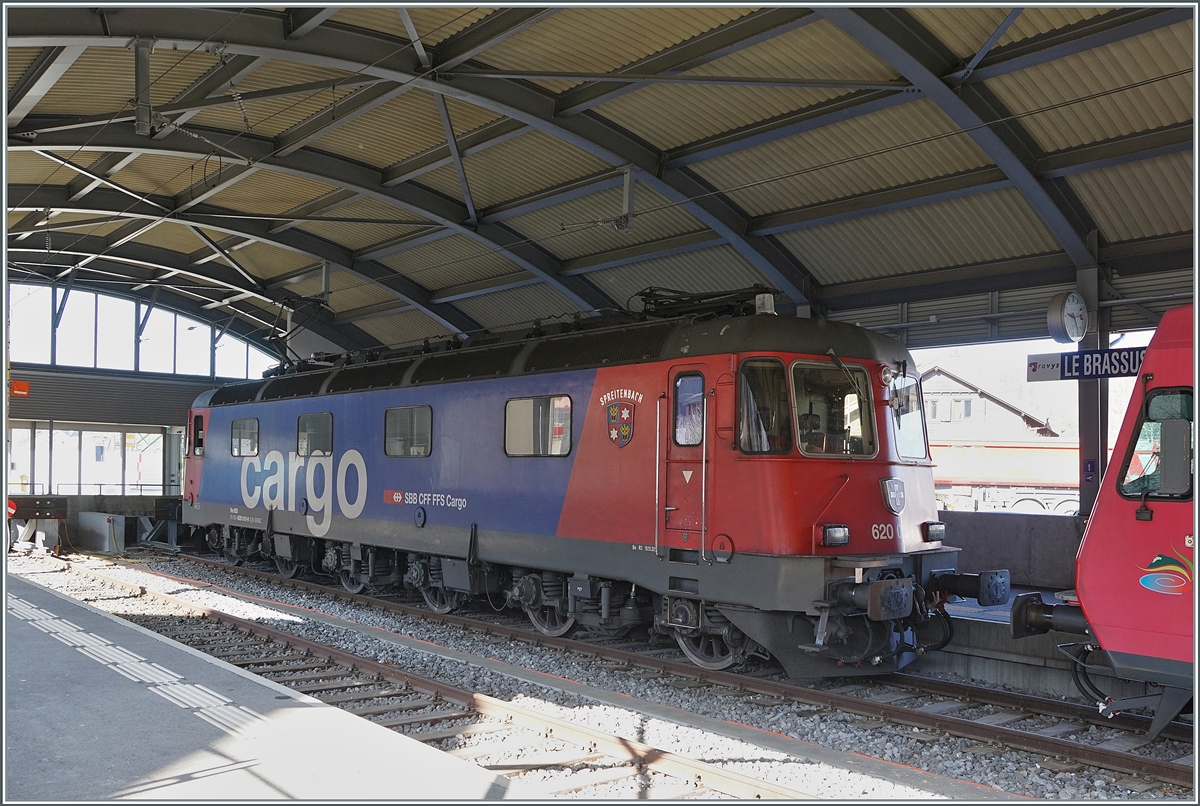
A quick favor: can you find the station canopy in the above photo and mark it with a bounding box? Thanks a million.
[6,6,1194,357]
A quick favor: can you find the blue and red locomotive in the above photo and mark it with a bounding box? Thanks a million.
[184,290,1007,677]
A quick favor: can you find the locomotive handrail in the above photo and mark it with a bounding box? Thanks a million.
[654,393,663,558]
[701,389,714,565]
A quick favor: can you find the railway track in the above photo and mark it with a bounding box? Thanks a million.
[26,555,818,800]
[33,549,1198,790]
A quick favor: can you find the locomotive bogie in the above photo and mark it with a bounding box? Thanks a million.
[184,313,1005,675]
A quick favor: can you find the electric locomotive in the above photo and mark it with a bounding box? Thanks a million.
[1012,304,1194,738]
[185,288,1008,677]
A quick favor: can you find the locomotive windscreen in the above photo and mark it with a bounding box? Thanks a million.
[792,362,875,456]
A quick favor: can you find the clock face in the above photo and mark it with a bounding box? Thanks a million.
[1063,291,1087,341]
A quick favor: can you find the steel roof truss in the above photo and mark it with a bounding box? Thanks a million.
[284,8,339,41]
[431,8,560,71]
[7,45,85,127]
[435,94,477,223]
[381,118,527,187]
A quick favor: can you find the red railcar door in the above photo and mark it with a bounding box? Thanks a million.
[664,367,708,539]
[184,409,208,505]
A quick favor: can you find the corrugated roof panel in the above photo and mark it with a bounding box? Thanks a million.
[982,20,1193,152]
[825,305,901,331]
[1110,268,1194,332]
[233,241,316,280]
[773,186,1059,285]
[186,58,357,136]
[7,151,83,185]
[130,221,206,254]
[690,98,991,217]
[110,153,221,197]
[904,294,992,348]
[8,211,27,227]
[587,244,767,311]
[409,8,497,47]
[444,97,505,138]
[909,7,1114,60]
[32,47,131,115]
[412,164,465,204]
[203,169,338,215]
[295,197,432,251]
[474,7,753,93]
[1065,152,1193,243]
[502,183,705,261]
[376,233,524,292]
[329,7,409,38]
[355,309,452,350]
[461,130,613,209]
[8,210,127,240]
[594,19,900,151]
[7,47,43,93]
[307,88,447,170]
[454,283,581,331]
[995,282,1075,339]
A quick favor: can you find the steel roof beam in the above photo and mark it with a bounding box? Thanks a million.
[354,228,451,262]
[453,70,909,91]
[435,95,477,222]
[560,231,723,276]
[173,163,260,212]
[818,8,1095,270]
[430,272,539,304]
[10,183,484,335]
[431,8,559,70]
[334,298,413,324]
[381,118,527,187]
[273,81,414,157]
[1036,122,1193,179]
[35,149,170,211]
[479,171,625,224]
[7,45,85,127]
[554,8,817,117]
[188,234,250,266]
[66,152,140,201]
[268,188,361,234]
[154,53,266,137]
[284,8,340,40]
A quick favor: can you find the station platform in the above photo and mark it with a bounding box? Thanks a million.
[4,573,507,801]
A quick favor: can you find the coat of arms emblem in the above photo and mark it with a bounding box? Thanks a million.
[607,401,635,448]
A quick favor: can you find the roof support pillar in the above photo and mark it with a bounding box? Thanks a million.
[1075,264,1104,518]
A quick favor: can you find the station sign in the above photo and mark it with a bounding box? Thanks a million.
[1027,347,1147,382]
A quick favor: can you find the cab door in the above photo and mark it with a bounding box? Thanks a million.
[664,367,708,538]
[184,409,208,505]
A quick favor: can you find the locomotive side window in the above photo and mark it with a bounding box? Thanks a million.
[739,359,793,453]
[674,375,705,446]
[505,396,571,456]
[230,418,259,457]
[385,406,432,457]
[297,413,333,457]
[889,375,928,460]
[1119,390,1193,499]
[192,414,204,456]
[792,362,875,457]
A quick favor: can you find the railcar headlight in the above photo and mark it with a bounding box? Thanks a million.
[822,525,850,547]
[923,522,946,543]
[880,365,894,386]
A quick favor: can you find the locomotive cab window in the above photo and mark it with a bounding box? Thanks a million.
[191,414,204,456]
[297,413,333,457]
[792,362,875,457]
[889,375,928,460]
[674,375,705,446]
[231,418,258,457]
[506,396,571,456]
[385,406,432,457]
[739,359,793,453]
[1119,389,1193,499]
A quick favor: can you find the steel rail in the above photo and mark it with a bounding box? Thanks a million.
[155,553,1194,786]
[37,556,820,800]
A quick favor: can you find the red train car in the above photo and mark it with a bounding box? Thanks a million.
[1013,304,1194,737]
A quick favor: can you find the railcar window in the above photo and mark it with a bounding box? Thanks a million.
[230,418,258,457]
[385,406,432,457]
[890,375,928,460]
[1119,390,1193,499]
[739,359,793,453]
[505,396,571,456]
[792,363,875,457]
[191,414,204,457]
[674,375,705,446]
[297,413,333,457]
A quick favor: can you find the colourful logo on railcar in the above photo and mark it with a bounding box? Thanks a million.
[607,401,635,448]
[1138,547,1194,595]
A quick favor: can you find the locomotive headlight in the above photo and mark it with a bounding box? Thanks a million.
[923,522,946,542]
[880,365,894,386]
[881,478,905,514]
[822,525,850,546]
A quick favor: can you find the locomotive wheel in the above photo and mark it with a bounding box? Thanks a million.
[206,527,223,554]
[526,605,577,638]
[674,630,737,671]
[223,546,243,567]
[274,557,301,579]
[340,570,366,595]
[422,586,466,614]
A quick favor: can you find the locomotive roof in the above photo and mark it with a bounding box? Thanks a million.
[197,314,912,408]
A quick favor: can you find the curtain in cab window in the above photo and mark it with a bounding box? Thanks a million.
[739,359,793,453]
[297,413,333,457]
[385,406,432,457]
[506,396,570,456]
